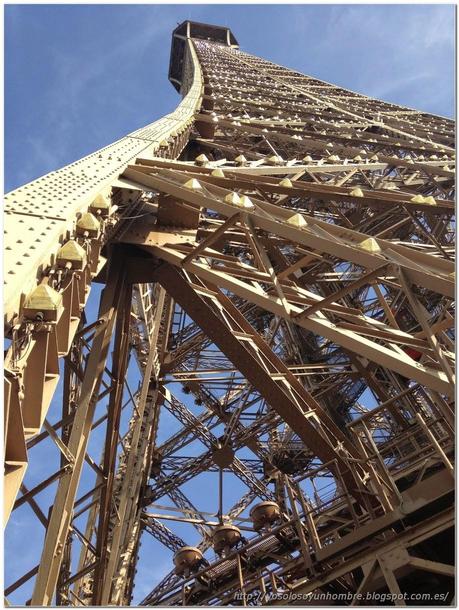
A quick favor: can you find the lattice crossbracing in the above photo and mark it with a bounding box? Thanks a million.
[4,20,455,607]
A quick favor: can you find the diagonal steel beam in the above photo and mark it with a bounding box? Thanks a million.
[154,263,377,510]
[150,246,451,396]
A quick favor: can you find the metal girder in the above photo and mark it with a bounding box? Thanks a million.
[98,289,169,606]
[5,18,455,608]
[31,251,128,605]
[154,263,379,509]
[161,390,275,501]
[143,517,187,552]
[121,166,454,297]
[148,245,452,396]
[91,282,133,603]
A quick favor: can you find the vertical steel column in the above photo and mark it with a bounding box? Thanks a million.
[31,250,128,605]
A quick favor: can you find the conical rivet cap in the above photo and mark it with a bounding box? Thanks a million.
[90,193,111,217]
[287,213,308,228]
[76,213,100,237]
[23,284,63,321]
[358,237,381,253]
[266,155,283,166]
[211,168,225,177]
[57,240,87,269]
[184,178,202,190]
[195,154,209,165]
[24,284,62,311]
[92,193,110,209]
[225,192,241,205]
[239,195,254,209]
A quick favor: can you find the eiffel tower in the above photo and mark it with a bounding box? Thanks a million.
[5,20,455,607]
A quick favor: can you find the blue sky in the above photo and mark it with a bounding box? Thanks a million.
[3,3,456,605]
[4,4,455,193]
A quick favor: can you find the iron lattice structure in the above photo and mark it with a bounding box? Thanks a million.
[4,21,455,607]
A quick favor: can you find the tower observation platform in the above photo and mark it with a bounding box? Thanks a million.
[169,21,239,90]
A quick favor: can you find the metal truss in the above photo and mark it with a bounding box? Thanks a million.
[4,20,455,607]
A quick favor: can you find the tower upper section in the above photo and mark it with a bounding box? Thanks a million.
[169,20,238,92]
